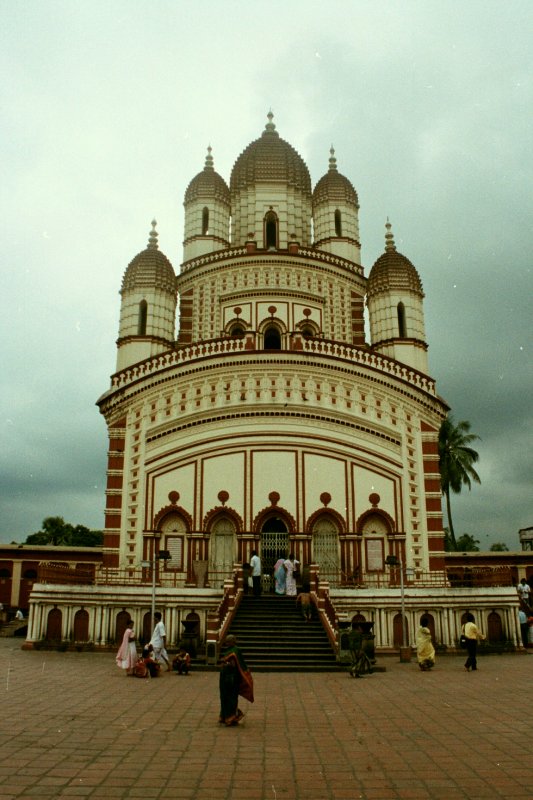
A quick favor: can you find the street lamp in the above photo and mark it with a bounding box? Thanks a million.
[142,536,171,623]
[385,554,410,661]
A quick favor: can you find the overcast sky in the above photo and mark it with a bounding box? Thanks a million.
[1,1,531,549]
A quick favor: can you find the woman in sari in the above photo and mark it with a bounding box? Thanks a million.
[115,619,137,675]
[273,555,286,595]
[218,634,254,726]
[283,554,300,597]
[416,616,435,671]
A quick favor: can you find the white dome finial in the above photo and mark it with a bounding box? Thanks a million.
[328,145,337,172]
[205,145,214,171]
[265,109,276,133]
[385,218,396,252]
[147,219,159,250]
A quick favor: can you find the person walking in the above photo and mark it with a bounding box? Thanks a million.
[218,634,254,726]
[462,613,485,671]
[249,550,262,597]
[273,554,287,596]
[283,554,300,596]
[115,619,137,675]
[150,612,171,671]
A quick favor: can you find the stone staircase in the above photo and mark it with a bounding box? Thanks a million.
[227,593,341,672]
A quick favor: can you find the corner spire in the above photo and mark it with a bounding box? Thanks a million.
[147,219,159,250]
[263,109,278,136]
[204,145,214,171]
[385,218,396,252]
[328,145,338,172]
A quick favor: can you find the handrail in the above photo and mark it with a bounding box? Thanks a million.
[106,334,436,395]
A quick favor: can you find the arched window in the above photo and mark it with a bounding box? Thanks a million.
[264,325,281,350]
[138,300,148,336]
[397,302,406,338]
[202,206,209,235]
[301,325,314,339]
[334,209,342,237]
[230,324,245,339]
[264,211,278,249]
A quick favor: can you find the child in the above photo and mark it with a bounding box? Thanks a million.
[142,644,161,677]
[295,587,313,622]
[172,647,191,675]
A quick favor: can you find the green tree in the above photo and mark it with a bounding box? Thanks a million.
[489,542,509,552]
[24,518,103,547]
[455,533,480,552]
[438,416,481,550]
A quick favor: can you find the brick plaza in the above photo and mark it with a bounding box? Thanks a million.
[0,639,530,799]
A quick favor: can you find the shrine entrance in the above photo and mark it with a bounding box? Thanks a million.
[260,516,289,585]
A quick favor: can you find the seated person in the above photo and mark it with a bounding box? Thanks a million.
[172,647,191,675]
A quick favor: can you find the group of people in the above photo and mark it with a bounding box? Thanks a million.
[272,553,300,597]
[115,611,190,678]
[415,612,486,672]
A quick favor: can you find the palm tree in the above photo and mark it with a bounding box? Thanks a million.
[438,416,481,550]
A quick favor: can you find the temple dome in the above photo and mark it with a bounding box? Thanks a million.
[121,221,176,294]
[230,112,311,195]
[313,148,359,206]
[184,147,230,205]
[367,221,424,298]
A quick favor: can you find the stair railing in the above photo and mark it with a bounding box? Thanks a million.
[308,564,339,655]
[205,563,244,664]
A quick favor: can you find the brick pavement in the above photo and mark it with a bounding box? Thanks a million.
[0,638,531,800]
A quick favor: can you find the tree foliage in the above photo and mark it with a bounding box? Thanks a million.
[489,542,509,552]
[455,533,480,552]
[24,517,103,547]
[438,415,481,550]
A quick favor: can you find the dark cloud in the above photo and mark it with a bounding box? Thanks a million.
[2,2,531,549]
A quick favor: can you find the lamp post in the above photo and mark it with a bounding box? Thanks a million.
[142,534,171,624]
[385,553,411,662]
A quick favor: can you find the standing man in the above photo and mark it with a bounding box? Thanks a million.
[249,550,262,597]
[517,578,531,611]
[518,608,529,649]
[150,612,171,671]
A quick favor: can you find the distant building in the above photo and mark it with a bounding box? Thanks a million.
[519,526,533,551]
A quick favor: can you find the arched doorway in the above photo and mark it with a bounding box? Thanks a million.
[393,612,409,649]
[487,611,503,642]
[115,610,130,645]
[264,325,281,350]
[46,608,62,642]
[312,516,340,580]
[208,516,237,585]
[73,609,89,642]
[260,516,289,579]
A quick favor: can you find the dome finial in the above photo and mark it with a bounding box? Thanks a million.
[147,219,159,250]
[385,217,396,252]
[328,145,337,172]
[204,145,214,171]
[265,109,276,134]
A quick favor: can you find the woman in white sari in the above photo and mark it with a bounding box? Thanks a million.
[283,554,300,597]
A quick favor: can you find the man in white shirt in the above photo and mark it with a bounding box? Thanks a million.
[517,579,531,609]
[150,612,171,671]
[249,550,262,597]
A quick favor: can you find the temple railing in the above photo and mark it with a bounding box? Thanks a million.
[107,334,436,394]
[37,562,95,585]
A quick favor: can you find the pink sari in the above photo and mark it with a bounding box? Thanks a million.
[116,627,137,670]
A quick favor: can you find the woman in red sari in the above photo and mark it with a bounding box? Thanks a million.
[218,634,254,726]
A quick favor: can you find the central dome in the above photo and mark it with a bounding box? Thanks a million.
[230,112,312,195]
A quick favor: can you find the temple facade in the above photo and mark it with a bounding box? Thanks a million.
[97,113,447,588]
[23,115,522,654]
